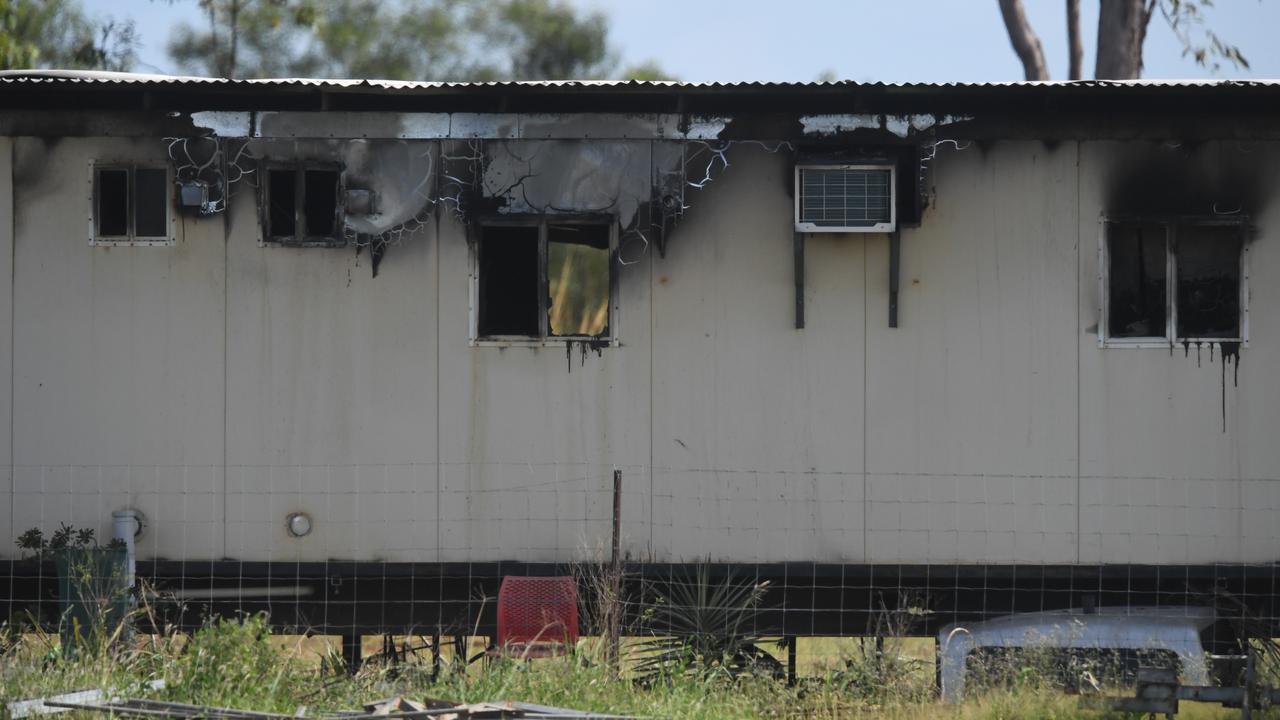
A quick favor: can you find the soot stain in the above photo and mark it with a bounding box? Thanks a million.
[1219,341,1241,432]
[564,338,608,372]
[1104,141,1266,218]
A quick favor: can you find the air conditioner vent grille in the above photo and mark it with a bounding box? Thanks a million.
[795,165,895,232]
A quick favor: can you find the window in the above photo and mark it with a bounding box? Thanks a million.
[91,165,171,245]
[475,219,614,341]
[262,165,343,245]
[1102,219,1246,344]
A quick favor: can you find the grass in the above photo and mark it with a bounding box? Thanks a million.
[4,619,1273,719]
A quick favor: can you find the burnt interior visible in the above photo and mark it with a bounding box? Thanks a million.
[303,169,339,238]
[547,223,610,338]
[1176,225,1242,339]
[267,169,296,239]
[133,168,168,237]
[1107,222,1167,339]
[95,168,129,237]
[478,225,540,337]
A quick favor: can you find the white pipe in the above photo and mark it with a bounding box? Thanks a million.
[159,586,315,600]
[111,510,140,588]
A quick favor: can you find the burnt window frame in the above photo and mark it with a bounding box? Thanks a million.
[88,163,175,247]
[469,215,618,346]
[258,161,346,247]
[1099,216,1249,347]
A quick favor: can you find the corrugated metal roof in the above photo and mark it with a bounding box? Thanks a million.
[2,69,1279,91]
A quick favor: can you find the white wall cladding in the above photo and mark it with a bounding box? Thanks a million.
[2,136,1277,566]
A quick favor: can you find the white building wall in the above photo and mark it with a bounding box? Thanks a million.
[3,133,1276,567]
[10,137,226,561]
[0,137,12,552]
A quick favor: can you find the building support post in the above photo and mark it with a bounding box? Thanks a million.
[794,232,805,329]
[607,468,622,674]
[888,229,901,328]
[342,634,361,675]
[786,636,797,686]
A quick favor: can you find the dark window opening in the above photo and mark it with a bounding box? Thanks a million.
[267,169,297,239]
[479,225,540,337]
[1106,219,1245,342]
[1177,226,1242,339]
[96,169,129,237]
[547,224,610,338]
[303,170,339,237]
[133,168,168,238]
[1107,222,1167,338]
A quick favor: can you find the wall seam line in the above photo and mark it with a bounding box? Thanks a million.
[862,232,869,563]
[647,140,655,558]
[8,139,15,554]
[435,142,442,564]
[1075,141,1082,565]
[222,176,230,560]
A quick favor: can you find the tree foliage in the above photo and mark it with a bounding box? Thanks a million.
[998,0,1250,81]
[0,0,137,71]
[167,0,670,81]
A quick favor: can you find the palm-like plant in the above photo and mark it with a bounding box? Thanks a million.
[633,562,782,682]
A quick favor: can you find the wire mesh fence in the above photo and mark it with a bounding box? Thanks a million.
[3,461,1278,675]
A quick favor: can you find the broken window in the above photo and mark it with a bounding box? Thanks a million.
[262,164,343,245]
[1103,220,1246,343]
[548,224,610,337]
[479,225,540,337]
[93,165,170,243]
[476,219,614,341]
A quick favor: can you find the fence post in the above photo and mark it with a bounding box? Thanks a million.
[608,468,622,673]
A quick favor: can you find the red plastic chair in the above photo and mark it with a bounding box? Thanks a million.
[490,575,579,659]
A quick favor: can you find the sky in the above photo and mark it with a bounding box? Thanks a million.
[89,0,1280,82]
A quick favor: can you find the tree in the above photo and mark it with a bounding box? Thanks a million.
[167,0,671,81]
[1,0,137,71]
[998,0,1249,81]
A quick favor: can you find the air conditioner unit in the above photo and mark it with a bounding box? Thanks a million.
[794,164,896,233]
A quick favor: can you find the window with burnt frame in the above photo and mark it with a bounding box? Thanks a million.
[263,165,343,245]
[93,166,170,243]
[1104,220,1245,343]
[476,220,613,340]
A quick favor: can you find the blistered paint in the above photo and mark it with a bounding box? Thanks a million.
[800,114,882,136]
[683,116,730,140]
[191,110,252,137]
[884,115,911,138]
[801,113,975,138]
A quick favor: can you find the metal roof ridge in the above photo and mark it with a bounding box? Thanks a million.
[2,70,1279,89]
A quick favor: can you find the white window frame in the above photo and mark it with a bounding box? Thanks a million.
[793,163,897,233]
[1098,215,1249,348]
[87,163,175,247]
[469,215,619,347]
